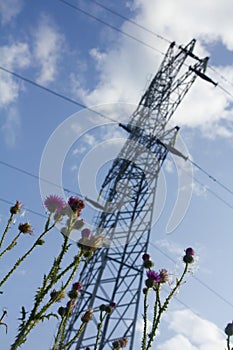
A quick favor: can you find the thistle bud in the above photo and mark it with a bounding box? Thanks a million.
[18,222,33,235]
[81,308,94,323]
[68,289,78,300]
[58,306,66,317]
[183,254,194,264]
[143,260,153,269]
[225,322,233,336]
[10,200,21,215]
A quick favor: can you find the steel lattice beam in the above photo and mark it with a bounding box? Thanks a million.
[65,39,209,350]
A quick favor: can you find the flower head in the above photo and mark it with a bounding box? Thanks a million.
[44,195,65,213]
[225,321,233,336]
[110,301,116,309]
[58,306,66,317]
[142,253,150,261]
[72,282,82,291]
[68,196,85,215]
[146,270,161,282]
[10,200,21,215]
[18,222,33,235]
[183,247,195,264]
[81,308,94,323]
[100,301,116,314]
[81,228,92,239]
[112,338,128,349]
[159,269,169,283]
[50,289,65,302]
[185,247,195,256]
[66,299,76,310]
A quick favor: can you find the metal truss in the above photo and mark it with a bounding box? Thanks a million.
[65,39,209,349]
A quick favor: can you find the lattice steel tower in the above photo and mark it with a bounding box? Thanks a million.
[65,39,211,349]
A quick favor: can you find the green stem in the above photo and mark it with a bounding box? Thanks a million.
[146,264,188,350]
[0,232,21,259]
[0,222,55,288]
[94,311,107,350]
[227,335,231,350]
[0,213,14,249]
[11,251,82,349]
[52,316,66,350]
[46,235,69,285]
[64,323,86,349]
[141,289,149,350]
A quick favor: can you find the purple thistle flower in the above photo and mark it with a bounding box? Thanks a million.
[44,195,65,213]
[110,301,116,309]
[142,253,150,261]
[225,321,233,336]
[81,228,92,239]
[146,270,161,282]
[159,269,169,283]
[66,299,76,310]
[185,247,195,256]
[72,281,82,291]
[68,196,85,214]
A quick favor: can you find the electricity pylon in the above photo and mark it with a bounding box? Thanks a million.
[65,39,211,349]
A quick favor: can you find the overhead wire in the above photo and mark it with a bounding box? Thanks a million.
[1,66,233,209]
[208,65,233,91]
[1,194,233,311]
[0,160,81,197]
[150,241,233,309]
[56,0,233,102]
[1,0,233,331]
[0,198,47,219]
[57,0,166,56]
[0,66,118,123]
[86,0,171,44]
[188,159,233,197]
[178,163,233,210]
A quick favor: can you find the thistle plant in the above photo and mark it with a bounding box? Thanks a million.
[225,321,233,350]
[0,201,21,250]
[141,247,195,350]
[0,195,99,349]
[0,199,205,350]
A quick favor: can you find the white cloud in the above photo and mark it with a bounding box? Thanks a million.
[72,0,233,138]
[159,334,197,350]
[158,309,225,350]
[33,15,64,85]
[153,239,184,257]
[0,42,31,107]
[0,0,23,25]
[0,42,30,145]
[1,106,20,147]
[0,42,31,70]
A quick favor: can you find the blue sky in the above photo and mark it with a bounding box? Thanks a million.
[1,0,233,349]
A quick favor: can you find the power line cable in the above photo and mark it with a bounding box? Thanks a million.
[1,151,233,215]
[0,198,47,219]
[0,160,80,197]
[180,165,233,210]
[0,195,233,312]
[0,65,117,123]
[86,0,171,44]
[188,159,233,197]
[56,0,165,56]
[157,141,233,203]
[150,241,233,309]
[1,61,233,206]
[57,0,233,98]
[208,65,233,90]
